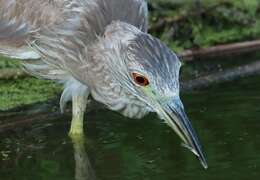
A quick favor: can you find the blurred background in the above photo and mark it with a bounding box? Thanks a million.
[2,1,260,180]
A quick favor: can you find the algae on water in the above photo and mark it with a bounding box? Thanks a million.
[0,77,61,110]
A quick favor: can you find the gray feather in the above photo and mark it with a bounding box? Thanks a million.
[60,77,89,113]
[0,0,86,59]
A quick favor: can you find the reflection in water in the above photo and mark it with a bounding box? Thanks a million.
[2,75,260,179]
[70,135,96,180]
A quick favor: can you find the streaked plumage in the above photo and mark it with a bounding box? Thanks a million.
[0,0,207,168]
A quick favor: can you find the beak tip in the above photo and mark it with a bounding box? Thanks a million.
[161,100,208,169]
[197,152,208,169]
[200,159,208,169]
[182,143,208,169]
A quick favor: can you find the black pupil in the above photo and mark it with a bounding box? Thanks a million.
[136,76,145,84]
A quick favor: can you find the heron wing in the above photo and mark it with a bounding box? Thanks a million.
[82,0,148,34]
[0,0,83,81]
[28,0,148,83]
[0,0,73,60]
[91,0,149,33]
[0,0,89,111]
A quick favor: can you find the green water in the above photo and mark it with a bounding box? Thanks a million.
[1,75,260,180]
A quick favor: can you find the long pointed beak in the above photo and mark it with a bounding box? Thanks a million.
[156,98,208,169]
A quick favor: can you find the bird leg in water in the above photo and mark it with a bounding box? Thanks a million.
[69,94,88,137]
[69,135,97,180]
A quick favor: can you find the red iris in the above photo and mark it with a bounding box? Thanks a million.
[132,73,149,86]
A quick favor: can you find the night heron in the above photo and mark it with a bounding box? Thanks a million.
[0,0,207,168]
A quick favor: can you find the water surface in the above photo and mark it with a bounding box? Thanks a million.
[1,75,260,180]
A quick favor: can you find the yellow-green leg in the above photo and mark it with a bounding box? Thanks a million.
[69,93,88,137]
[70,134,96,180]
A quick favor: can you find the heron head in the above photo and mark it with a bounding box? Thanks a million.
[102,22,207,168]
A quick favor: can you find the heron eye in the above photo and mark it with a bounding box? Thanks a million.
[132,73,149,86]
